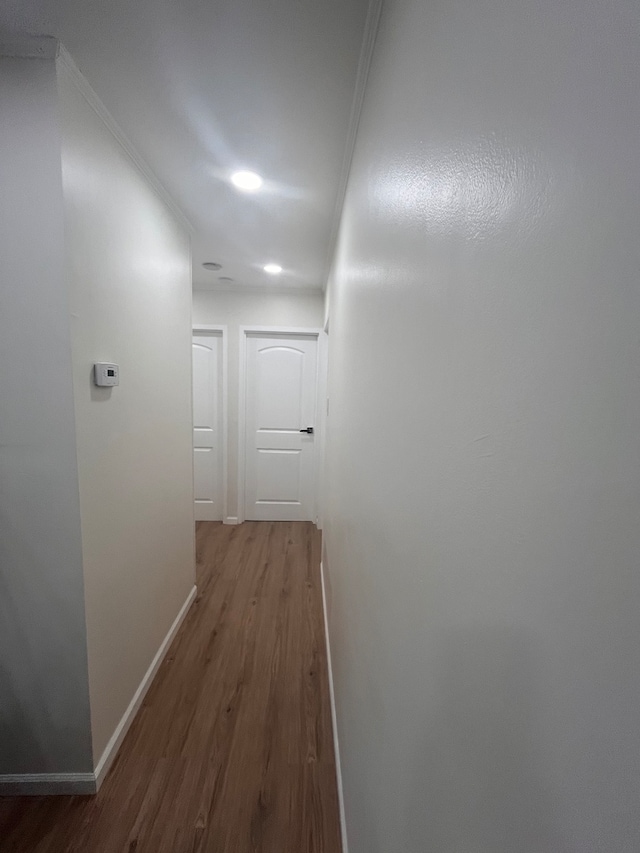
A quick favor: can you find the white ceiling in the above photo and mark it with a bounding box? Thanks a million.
[0,0,372,291]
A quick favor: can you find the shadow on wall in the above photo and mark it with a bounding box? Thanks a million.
[89,365,113,402]
[405,626,562,853]
[0,665,46,771]
[0,570,67,771]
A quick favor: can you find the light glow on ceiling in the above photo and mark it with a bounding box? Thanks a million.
[231,170,263,191]
[263,263,283,275]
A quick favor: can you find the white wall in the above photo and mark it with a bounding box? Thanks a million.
[324,0,640,850]
[58,58,195,764]
[0,53,93,774]
[193,288,323,519]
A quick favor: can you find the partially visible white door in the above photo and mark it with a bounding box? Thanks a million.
[192,331,223,521]
[244,333,318,521]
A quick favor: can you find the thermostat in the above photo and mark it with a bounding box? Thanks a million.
[94,363,119,387]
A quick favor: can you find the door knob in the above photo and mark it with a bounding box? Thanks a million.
[299,427,314,434]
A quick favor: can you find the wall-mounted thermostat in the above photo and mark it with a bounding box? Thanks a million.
[93,363,119,387]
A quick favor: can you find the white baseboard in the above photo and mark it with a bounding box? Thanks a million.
[224,516,239,525]
[320,561,349,853]
[93,584,197,790]
[0,584,197,797]
[0,773,96,796]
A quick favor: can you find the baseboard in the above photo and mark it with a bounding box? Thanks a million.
[0,773,96,796]
[224,516,239,525]
[320,561,349,853]
[0,585,197,797]
[93,584,197,790]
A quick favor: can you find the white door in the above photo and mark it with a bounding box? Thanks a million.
[244,333,318,521]
[192,331,223,521]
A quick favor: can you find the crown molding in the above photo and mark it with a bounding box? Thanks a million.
[56,44,193,235]
[0,34,59,58]
[321,0,384,290]
[193,283,324,297]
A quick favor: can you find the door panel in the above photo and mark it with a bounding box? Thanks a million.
[193,447,216,501]
[256,347,304,427]
[192,332,223,521]
[256,449,301,503]
[244,333,317,521]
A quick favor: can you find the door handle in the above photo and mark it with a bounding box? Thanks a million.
[299,427,314,434]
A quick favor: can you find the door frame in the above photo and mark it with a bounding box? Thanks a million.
[192,325,228,523]
[238,326,326,526]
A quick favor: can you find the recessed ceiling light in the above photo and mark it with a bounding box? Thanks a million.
[219,276,234,282]
[230,170,263,192]
[264,263,283,275]
[202,262,222,270]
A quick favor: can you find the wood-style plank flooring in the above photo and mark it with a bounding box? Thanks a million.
[0,521,341,853]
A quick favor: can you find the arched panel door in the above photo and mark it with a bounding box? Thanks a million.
[244,333,318,521]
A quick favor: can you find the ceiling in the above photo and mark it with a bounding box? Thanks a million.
[0,0,372,292]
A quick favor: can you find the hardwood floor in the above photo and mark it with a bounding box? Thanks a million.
[0,521,342,853]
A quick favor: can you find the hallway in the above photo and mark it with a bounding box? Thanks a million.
[0,522,341,853]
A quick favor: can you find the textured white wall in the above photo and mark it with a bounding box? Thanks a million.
[324,1,640,850]
[192,289,324,519]
[59,60,195,764]
[0,55,93,775]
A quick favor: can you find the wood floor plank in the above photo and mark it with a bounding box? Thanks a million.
[0,521,341,853]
